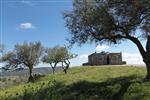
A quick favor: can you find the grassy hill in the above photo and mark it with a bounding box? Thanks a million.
[0,66,150,100]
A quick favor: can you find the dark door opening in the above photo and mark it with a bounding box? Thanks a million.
[107,56,110,64]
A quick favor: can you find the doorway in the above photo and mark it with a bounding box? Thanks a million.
[107,56,110,64]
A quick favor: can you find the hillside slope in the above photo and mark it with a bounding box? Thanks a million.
[0,66,150,100]
[0,67,62,77]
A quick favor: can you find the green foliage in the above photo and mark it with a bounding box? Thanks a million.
[1,42,44,70]
[64,0,150,45]
[1,42,44,82]
[42,45,75,64]
[14,42,44,67]
[42,45,76,73]
[0,66,150,100]
[42,46,64,64]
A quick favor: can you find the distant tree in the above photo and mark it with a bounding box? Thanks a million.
[42,46,76,74]
[64,0,150,80]
[1,42,43,82]
[42,46,62,74]
[60,46,77,74]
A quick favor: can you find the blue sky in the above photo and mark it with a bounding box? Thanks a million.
[0,0,146,67]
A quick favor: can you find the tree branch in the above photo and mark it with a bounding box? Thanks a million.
[126,35,146,59]
[61,62,65,70]
[91,30,146,59]
[146,36,150,60]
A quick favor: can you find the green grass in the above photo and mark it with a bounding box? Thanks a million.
[0,66,150,100]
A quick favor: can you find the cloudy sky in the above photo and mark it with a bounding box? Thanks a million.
[0,0,146,67]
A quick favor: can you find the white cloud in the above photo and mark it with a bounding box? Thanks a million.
[122,52,144,65]
[20,0,36,6]
[18,23,35,29]
[79,54,88,59]
[21,0,31,4]
[7,0,36,8]
[70,55,88,66]
[95,44,109,53]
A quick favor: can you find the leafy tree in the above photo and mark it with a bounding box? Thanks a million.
[59,46,77,74]
[42,46,62,74]
[1,42,43,82]
[42,46,76,74]
[64,0,150,80]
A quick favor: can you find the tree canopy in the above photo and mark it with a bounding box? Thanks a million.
[42,45,76,74]
[64,0,149,45]
[42,46,62,72]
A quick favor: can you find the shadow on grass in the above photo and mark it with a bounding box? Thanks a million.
[9,75,143,100]
[58,75,142,100]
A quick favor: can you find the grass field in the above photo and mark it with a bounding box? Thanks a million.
[0,66,150,100]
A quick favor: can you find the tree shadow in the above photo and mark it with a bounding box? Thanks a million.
[58,75,142,100]
[22,80,64,100]
[9,75,143,100]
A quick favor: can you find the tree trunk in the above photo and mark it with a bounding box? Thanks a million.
[52,67,55,74]
[50,63,57,74]
[63,60,70,74]
[144,36,150,80]
[28,66,34,82]
[63,69,67,74]
[145,62,150,80]
[127,35,150,80]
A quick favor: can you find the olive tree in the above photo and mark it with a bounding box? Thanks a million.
[1,42,43,82]
[42,46,62,74]
[64,0,150,80]
[60,46,77,74]
[42,46,76,74]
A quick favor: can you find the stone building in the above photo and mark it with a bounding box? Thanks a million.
[83,52,125,66]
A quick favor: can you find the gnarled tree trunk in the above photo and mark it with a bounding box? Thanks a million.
[144,36,150,80]
[127,35,150,80]
[52,67,55,74]
[145,62,150,80]
[63,69,67,74]
[62,60,70,74]
[28,66,34,82]
[50,63,57,74]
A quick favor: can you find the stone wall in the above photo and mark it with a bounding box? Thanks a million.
[86,52,123,65]
[88,53,108,65]
[108,53,122,65]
